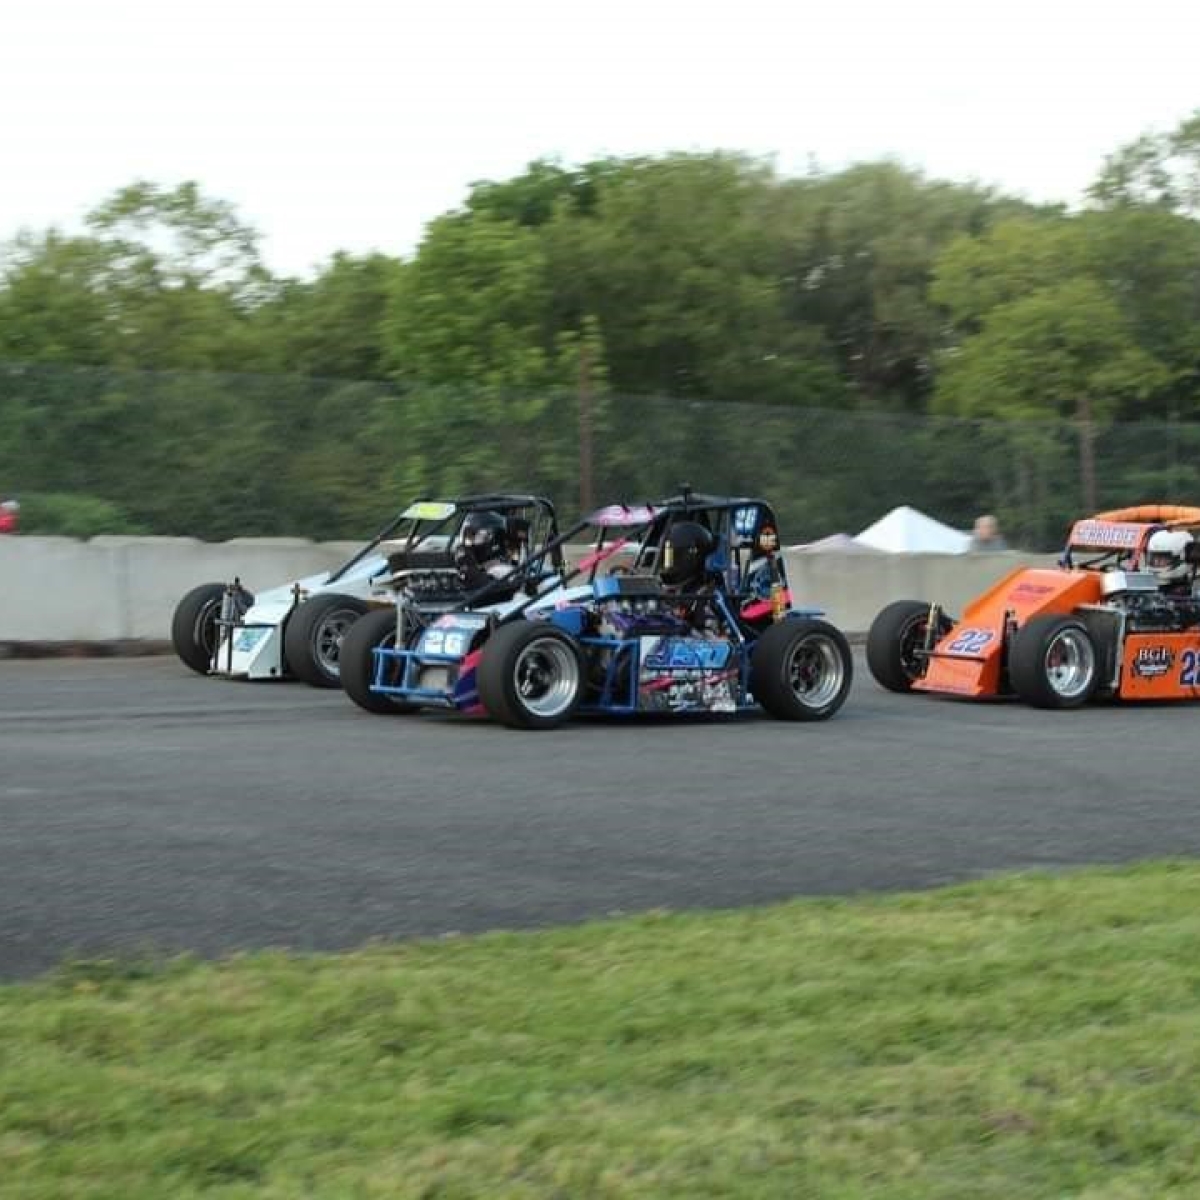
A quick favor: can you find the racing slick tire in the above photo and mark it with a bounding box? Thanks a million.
[477,620,585,730]
[750,618,853,721]
[1010,614,1098,710]
[339,607,417,714]
[171,582,229,675]
[283,593,370,688]
[866,600,952,693]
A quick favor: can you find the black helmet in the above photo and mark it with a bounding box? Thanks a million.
[660,521,715,586]
[459,510,507,563]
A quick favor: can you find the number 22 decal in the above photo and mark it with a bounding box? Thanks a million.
[1181,650,1200,687]
[947,628,994,655]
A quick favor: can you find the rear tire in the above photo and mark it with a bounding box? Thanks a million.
[170,583,227,675]
[1010,614,1098,709]
[866,600,951,693]
[477,620,585,729]
[284,593,370,688]
[339,607,416,714]
[750,618,852,721]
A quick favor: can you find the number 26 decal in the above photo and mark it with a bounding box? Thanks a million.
[947,628,994,655]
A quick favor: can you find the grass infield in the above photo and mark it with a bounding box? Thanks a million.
[4,862,1200,1198]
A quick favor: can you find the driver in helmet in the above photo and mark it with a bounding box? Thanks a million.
[659,520,718,627]
[1145,528,1197,596]
[659,521,715,591]
[455,510,517,590]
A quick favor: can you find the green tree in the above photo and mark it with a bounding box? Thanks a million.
[85,180,268,298]
[543,153,847,408]
[777,163,1039,410]
[0,232,116,364]
[0,181,275,372]
[935,277,1168,521]
[260,252,402,380]
[934,211,1200,420]
[384,208,561,389]
[1089,109,1200,216]
[379,207,596,501]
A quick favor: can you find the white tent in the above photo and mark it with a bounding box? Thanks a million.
[790,532,886,554]
[854,505,971,554]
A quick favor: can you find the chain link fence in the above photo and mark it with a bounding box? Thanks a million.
[3,363,1200,549]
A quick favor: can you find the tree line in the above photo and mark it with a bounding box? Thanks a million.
[1,112,1199,545]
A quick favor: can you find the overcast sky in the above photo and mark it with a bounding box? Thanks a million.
[3,0,1198,277]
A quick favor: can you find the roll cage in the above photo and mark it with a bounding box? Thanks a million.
[1059,505,1200,573]
[481,491,791,632]
[363,493,562,605]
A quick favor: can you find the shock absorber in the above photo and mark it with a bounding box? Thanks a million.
[218,578,252,671]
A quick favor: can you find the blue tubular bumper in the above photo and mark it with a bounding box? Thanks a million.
[369,645,464,708]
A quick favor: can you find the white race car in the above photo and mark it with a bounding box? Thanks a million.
[169,495,562,687]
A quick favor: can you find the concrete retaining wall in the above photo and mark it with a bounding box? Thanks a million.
[0,535,1058,644]
[783,549,1059,631]
[0,536,361,643]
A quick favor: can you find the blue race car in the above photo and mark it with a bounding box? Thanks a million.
[340,490,852,729]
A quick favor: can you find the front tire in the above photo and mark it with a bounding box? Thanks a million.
[750,618,853,721]
[866,600,951,693]
[1009,615,1098,709]
[339,607,416,714]
[477,620,585,729]
[170,583,227,675]
[283,593,370,688]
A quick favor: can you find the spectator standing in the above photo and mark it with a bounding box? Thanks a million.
[0,499,19,535]
[969,513,1007,552]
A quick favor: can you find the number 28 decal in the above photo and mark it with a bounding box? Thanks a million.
[946,628,994,655]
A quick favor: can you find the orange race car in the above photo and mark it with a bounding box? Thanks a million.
[866,505,1200,709]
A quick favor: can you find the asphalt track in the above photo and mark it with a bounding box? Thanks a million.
[2,654,1198,979]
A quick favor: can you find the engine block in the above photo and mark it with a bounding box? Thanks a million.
[1110,590,1200,632]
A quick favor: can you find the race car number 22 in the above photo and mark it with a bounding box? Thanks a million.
[1180,649,1200,687]
[947,628,993,655]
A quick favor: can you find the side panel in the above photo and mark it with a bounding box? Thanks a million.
[1117,632,1200,700]
[636,636,740,713]
[226,625,285,679]
[916,568,1105,697]
[211,599,294,678]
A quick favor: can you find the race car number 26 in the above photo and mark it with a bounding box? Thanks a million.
[422,630,468,657]
[946,628,993,655]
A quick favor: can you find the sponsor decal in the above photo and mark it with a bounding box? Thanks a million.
[1070,520,1143,550]
[643,637,733,671]
[590,504,658,527]
[1009,582,1055,597]
[1133,645,1174,678]
[233,627,268,652]
[401,500,456,521]
[434,613,486,629]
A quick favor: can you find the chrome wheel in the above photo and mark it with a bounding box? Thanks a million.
[1043,627,1096,700]
[513,638,582,720]
[787,633,846,710]
[313,607,362,677]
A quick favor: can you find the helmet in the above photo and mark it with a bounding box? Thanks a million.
[1146,528,1194,585]
[459,510,507,564]
[0,499,18,512]
[659,521,715,587]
